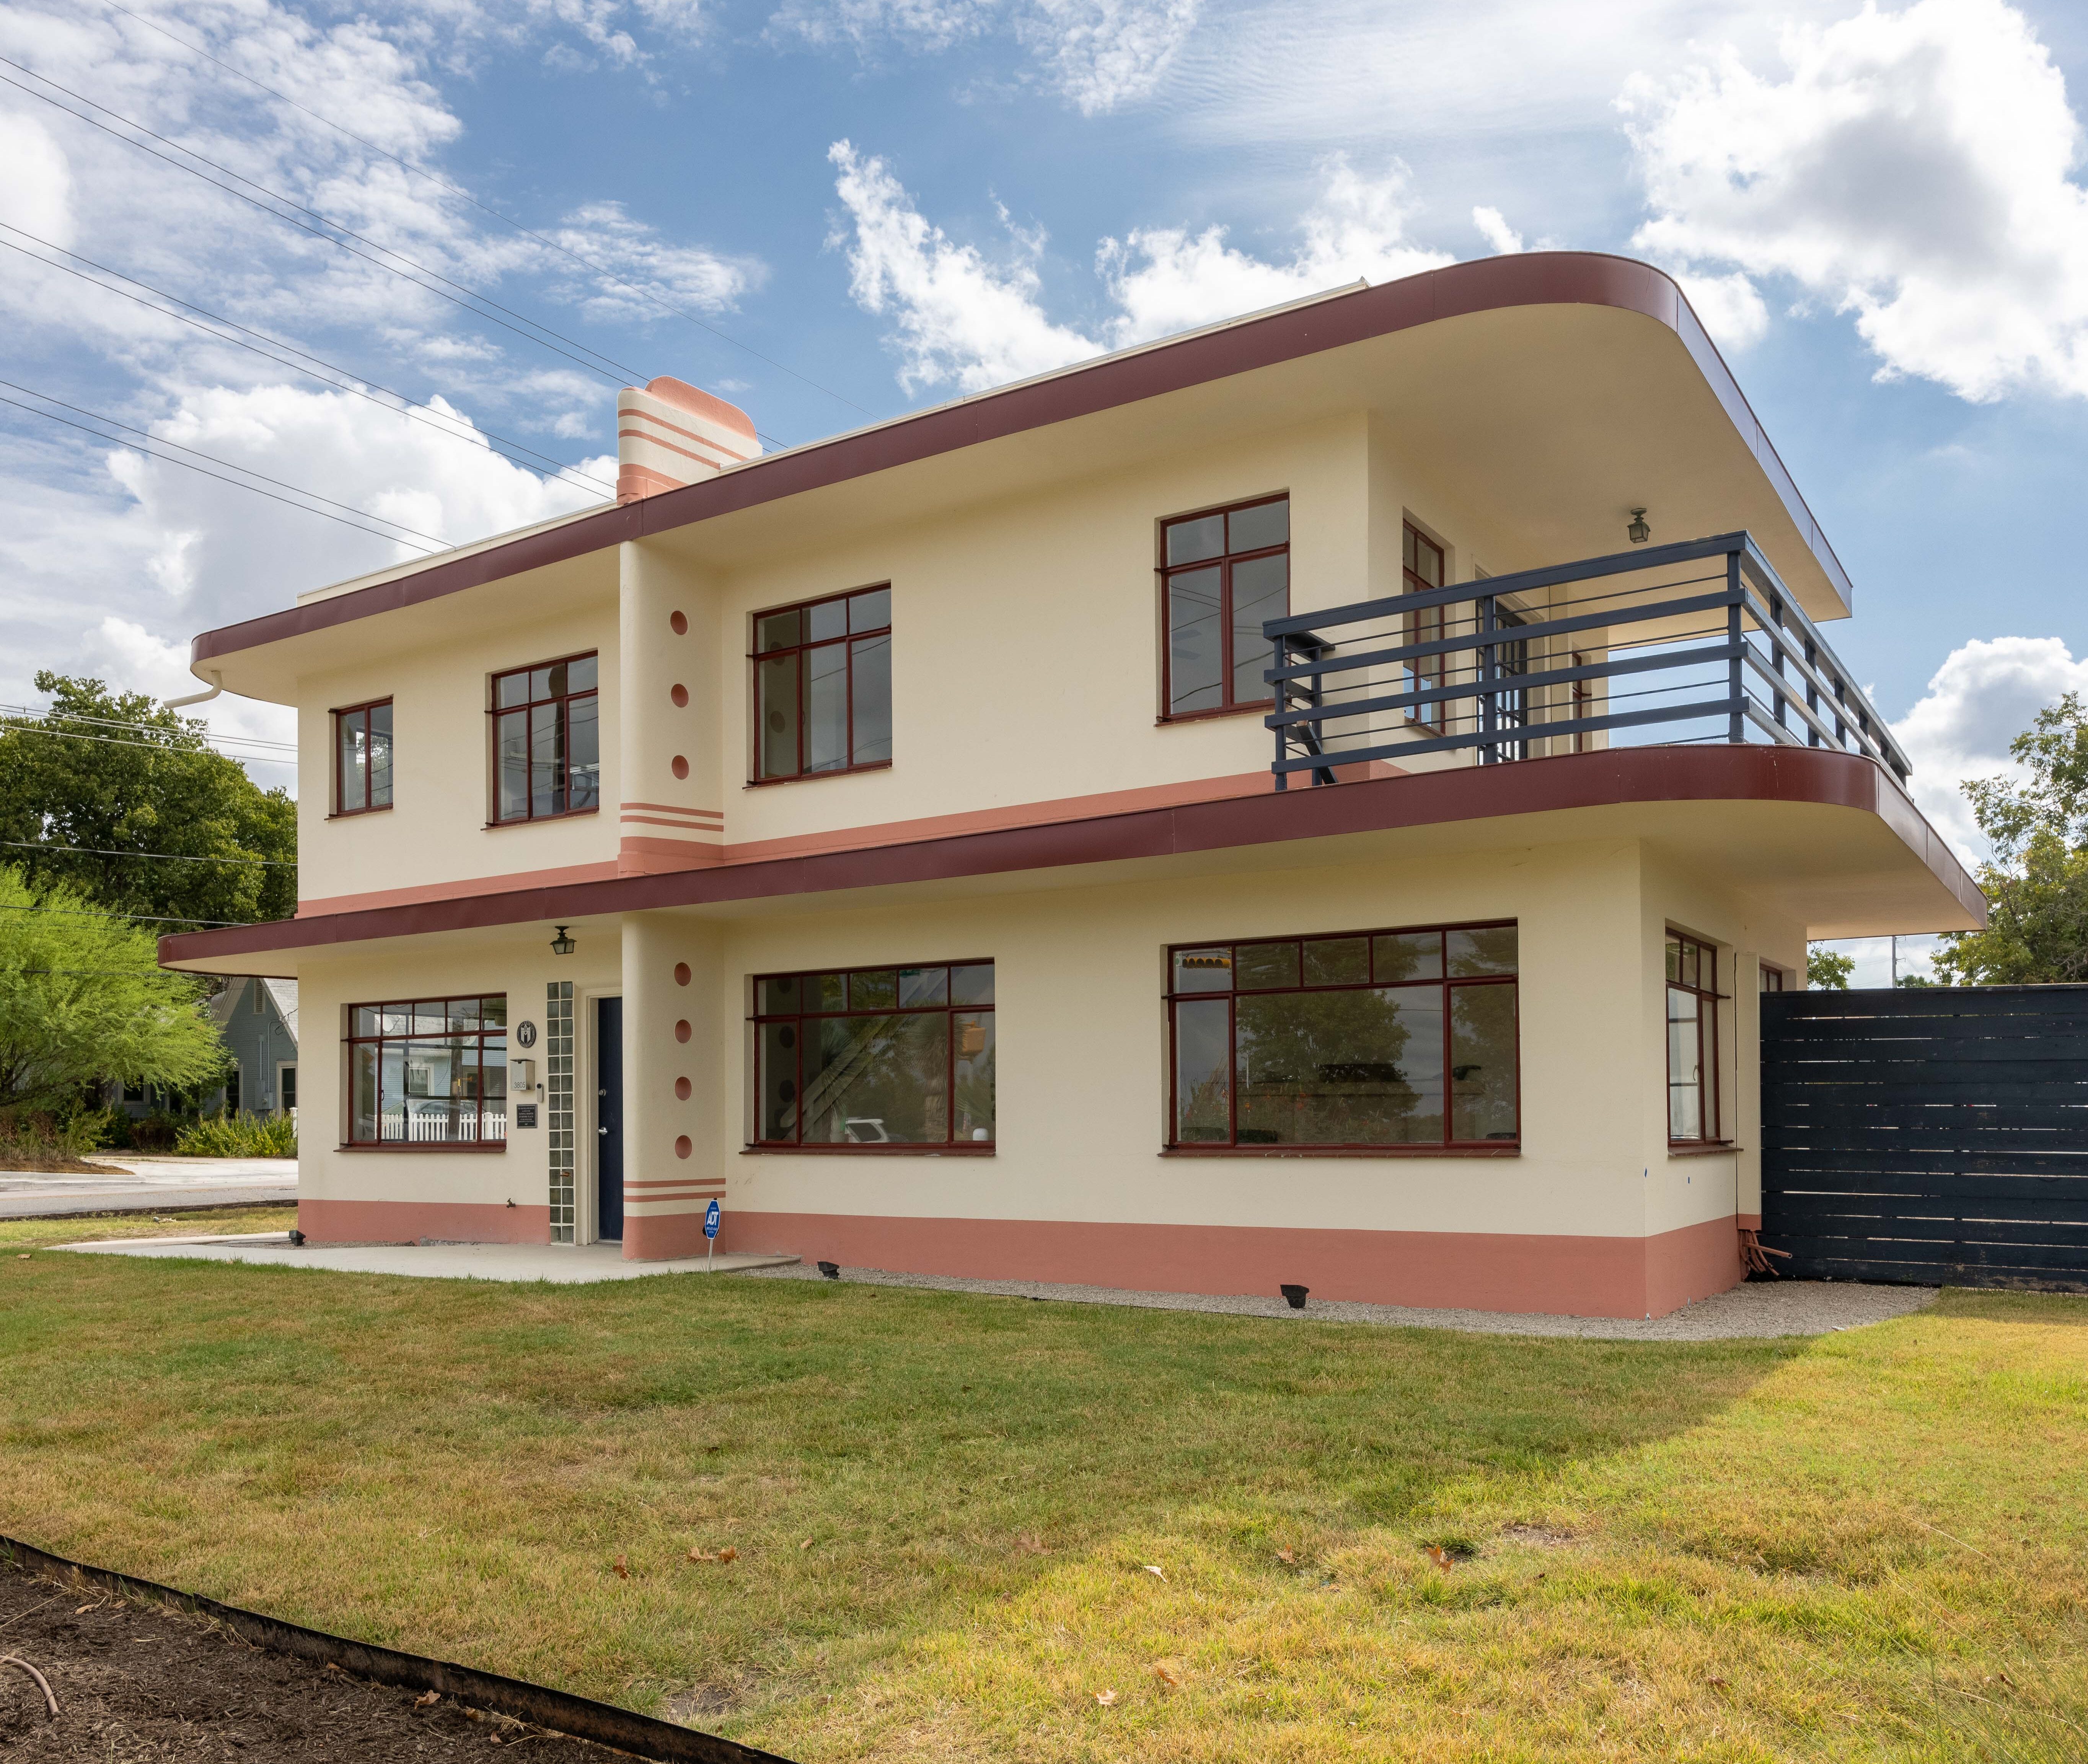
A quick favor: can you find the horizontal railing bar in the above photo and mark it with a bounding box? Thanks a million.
[1265,532,1754,637]
[1267,588,1741,684]
[1741,697,1806,749]
[1734,569,1910,775]
[1739,647,1885,761]
[1741,611,1904,773]
[1266,640,1744,730]
[1272,697,1744,772]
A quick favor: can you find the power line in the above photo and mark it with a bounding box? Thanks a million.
[0,391,443,553]
[0,379,452,549]
[0,59,653,393]
[0,226,616,496]
[0,903,254,927]
[0,702,295,755]
[3,840,294,868]
[0,717,298,766]
[99,0,874,421]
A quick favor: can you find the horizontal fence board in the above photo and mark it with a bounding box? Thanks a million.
[1765,1255,2088,1292]
[1760,987,2088,1292]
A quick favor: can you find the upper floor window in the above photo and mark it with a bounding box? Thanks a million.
[1161,495,1289,719]
[1759,963,1786,992]
[752,961,994,1147]
[1402,524,1446,729]
[347,994,508,1146]
[752,586,892,782]
[492,653,599,824]
[1667,931,1723,1143]
[1167,922,1518,1149]
[333,699,393,815]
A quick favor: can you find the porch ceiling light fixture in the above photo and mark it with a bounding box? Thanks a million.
[549,924,577,957]
[1627,507,1651,545]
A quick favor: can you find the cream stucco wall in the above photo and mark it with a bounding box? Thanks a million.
[297,600,619,906]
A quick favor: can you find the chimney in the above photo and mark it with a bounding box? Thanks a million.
[616,376,760,503]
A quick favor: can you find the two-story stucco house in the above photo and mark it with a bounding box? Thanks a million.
[158,254,1982,1318]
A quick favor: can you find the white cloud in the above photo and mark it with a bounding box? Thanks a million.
[0,110,75,249]
[776,0,1196,112]
[1623,0,2088,400]
[1472,206,1523,256]
[1888,635,2088,854]
[830,143,1453,392]
[1675,269,1770,349]
[548,202,766,325]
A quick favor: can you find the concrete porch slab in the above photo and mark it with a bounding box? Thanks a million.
[56,1234,797,1283]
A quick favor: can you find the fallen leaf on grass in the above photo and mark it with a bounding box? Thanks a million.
[415,1691,441,1709]
[1142,1565,1165,1580]
[1276,1548,1296,1565]
[1707,1678,1729,1691]
[1424,1546,1454,1571]
[1094,1689,1117,1707]
[799,1539,813,1551]
[1153,1661,1185,1689]
[1015,1533,1046,1554]
[613,1556,630,1580]
[687,1546,738,1564]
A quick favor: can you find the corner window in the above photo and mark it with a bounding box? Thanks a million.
[492,654,599,824]
[347,995,508,1145]
[751,586,892,782]
[1167,923,1518,1148]
[1161,495,1289,718]
[334,699,393,814]
[752,962,994,1146]
[1667,932,1723,1143]
[1759,963,1786,993]
[1402,524,1446,729]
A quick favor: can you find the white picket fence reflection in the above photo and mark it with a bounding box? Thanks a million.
[374,1107,508,1143]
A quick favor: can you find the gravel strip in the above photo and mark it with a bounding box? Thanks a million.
[736,1261,1938,1339]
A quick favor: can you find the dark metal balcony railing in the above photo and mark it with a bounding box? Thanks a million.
[1263,531,1910,790]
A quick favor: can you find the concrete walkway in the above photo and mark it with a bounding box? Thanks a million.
[0,1157,298,1220]
[58,1233,796,1283]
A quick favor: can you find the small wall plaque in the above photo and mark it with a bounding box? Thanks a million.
[515,1103,539,1129]
[516,1021,539,1049]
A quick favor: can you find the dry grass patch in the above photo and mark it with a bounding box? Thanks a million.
[0,1204,297,1250]
[0,1256,2081,1761]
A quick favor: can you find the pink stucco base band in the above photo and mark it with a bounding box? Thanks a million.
[715,1210,1747,1319]
[299,1199,551,1245]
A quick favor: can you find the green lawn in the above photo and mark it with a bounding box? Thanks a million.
[0,1246,2082,1761]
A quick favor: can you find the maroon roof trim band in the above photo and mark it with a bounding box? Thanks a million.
[189,254,1852,668]
[159,748,1980,969]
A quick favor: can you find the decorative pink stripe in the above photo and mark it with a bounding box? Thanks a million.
[620,407,756,463]
[619,814,724,832]
[621,801,724,819]
[618,428,739,473]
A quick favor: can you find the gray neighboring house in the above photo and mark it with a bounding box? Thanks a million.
[108,977,298,1119]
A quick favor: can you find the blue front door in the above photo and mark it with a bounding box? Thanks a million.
[597,996,624,1241]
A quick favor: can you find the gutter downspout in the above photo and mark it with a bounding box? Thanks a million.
[166,669,222,709]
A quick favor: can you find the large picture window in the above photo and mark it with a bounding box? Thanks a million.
[753,962,994,1147]
[1161,495,1289,718]
[752,586,892,782]
[1167,923,1518,1149]
[492,653,599,824]
[1666,931,1722,1143]
[347,995,507,1145]
[334,699,393,814]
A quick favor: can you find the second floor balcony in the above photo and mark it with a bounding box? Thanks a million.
[1264,532,1909,791]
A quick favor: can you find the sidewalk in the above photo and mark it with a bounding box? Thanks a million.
[0,1157,298,1219]
[58,1234,795,1283]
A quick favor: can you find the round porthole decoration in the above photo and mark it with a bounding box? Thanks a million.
[670,684,689,708]
[674,962,691,986]
[675,1135,692,1159]
[671,756,689,779]
[675,1019,692,1042]
[675,1077,691,1101]
[669,610,688,635]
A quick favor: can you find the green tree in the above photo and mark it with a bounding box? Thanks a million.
[0,866,225,1105]
[0,673,295,928]
[1807,945,1855,990]
[1935,694,2088,985]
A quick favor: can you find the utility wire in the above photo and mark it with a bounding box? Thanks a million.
[0,379,452,548]
[0,391,443,553]
[3,840,294,868]
[0,903,254,927]
[99,0,875,420]
[0,60,652,392]
[0,718,298,766]
[0,226,616,495]
[0,702,295,754]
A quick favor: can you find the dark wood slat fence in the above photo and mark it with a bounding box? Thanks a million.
[1760,986,2088,1291]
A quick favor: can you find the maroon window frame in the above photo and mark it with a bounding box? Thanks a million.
[345,994,508,1148]
[489,652,600,825]
[750,586,892,783]
[750,961,994,1149]
[1403,523,1447,729]
[1166,922,1519,1150]
[332,698,393,816]
[1160,494,1290,720]
[1666,931,1724,1144]
[1758,962,1785,993]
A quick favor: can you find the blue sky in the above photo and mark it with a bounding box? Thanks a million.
[3,0,2086,976]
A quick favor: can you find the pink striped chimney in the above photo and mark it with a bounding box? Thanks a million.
[615,376,760,503]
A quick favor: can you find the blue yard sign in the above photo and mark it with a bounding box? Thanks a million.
[704,1199,721,1240]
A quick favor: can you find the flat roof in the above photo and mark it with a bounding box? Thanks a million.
[186,253,1855,678]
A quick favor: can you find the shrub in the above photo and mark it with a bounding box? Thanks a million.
[176,1111,297,1158]
[0,1104,109,1170]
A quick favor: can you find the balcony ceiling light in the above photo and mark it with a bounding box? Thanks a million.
[1627,508,1651,545]
[550,925,577,957]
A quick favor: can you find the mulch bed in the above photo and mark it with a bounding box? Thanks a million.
[0,1560,627,1760]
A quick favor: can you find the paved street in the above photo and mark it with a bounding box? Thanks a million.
[0,1157,297,1219]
